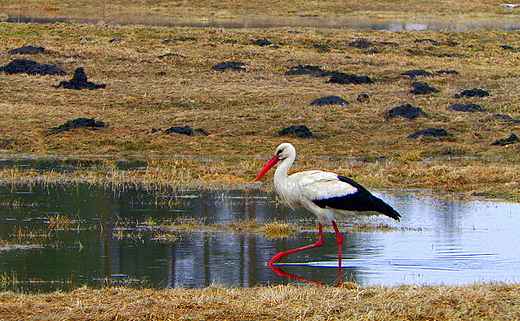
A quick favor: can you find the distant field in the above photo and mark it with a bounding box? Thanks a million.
[3,0,520,20]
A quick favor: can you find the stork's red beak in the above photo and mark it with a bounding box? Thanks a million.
[253,156,280,182]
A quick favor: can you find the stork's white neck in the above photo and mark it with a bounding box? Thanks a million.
[274,153,294,181]
[272,152,299,208]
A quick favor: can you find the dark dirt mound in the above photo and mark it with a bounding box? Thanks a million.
[310,95,349,106]
[284,65,330,76]
[414,38,441,46]
[8,46,46,55]
[327,73,373,85]
[48,118,106,135]
[435,70,459,75]
[408,128,451,139]
[401,70,433,79]
[493,114,520,123]
[386,104,428,120]
[252,39,272,47]
[491,133,518,146]
[52,67,106,90]
[0,58,66,76]
[347,38,398,50]
[165,126,195,136]
[357,94,370,102]
[164,126,209,136]
[454,88,490,98]
[211,61,246,71]
[278,125,315,138]
[447,104,486,112]
[158,53,187,59]
[380,41,399,47]
[348,38,372,49]
[410,82,439,95]
[284,66,361,83]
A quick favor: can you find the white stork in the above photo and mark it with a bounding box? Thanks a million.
[253,143,401,282]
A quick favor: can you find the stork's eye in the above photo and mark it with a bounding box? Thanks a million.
[276,149,284,156]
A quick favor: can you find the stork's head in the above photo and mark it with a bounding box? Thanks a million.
[253,143,295,182]
[274,143,295,161]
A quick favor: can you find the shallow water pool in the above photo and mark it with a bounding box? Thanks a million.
[0,183,518,292]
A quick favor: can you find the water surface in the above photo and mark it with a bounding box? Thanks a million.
[4,9,520,30]
[0,182,518,292]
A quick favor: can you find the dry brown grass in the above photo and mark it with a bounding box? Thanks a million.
[0,283,518,320]
[0,23,518,198]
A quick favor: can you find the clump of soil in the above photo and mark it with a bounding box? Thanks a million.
[414,38,441,46]
[285,65,322,76]
[454,88,490,98]
[408,128,451,139]
[252,39,272,46]
[158,53,187,59]
[52,67,106,90]
[447,103,486,112]
[435,70,459,75]
[386,104,428,120]
[347,38,398,50]
[493,114,520,123]
[357,94,370,102]
[410,82,439,95]
[327,73,373,84]
[278,125,315,138]
[284,65,336,77]
[211,61,246,71]
[165,126,195,136]
[8,46,46,55]
[48,118,106,135]
[310,96,349,106]
[284,65,356,83]
[491,133,518,146]
[0,58,66,75]
[164,126,209,136]
[284,66,368,86]
[401,70,433,79]
[349,38,372,49]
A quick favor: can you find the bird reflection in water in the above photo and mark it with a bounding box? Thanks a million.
[268,262,325,286]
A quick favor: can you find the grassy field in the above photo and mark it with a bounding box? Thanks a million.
[1,1,520,319]
[0,21,518,198]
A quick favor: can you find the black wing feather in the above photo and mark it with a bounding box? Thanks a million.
[312,176,401,221]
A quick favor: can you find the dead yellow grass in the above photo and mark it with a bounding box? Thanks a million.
[1,24,519,163]
[0,283,519,320]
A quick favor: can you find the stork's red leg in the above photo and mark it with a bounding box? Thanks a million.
[268,223,324,265]
[331,220,343,286]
